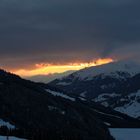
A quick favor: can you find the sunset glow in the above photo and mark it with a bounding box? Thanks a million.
[13,58,114,77]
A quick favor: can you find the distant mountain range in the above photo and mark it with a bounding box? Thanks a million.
[49,61,140,119]
[26,70,76,83]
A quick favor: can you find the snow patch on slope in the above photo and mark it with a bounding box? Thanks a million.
[0,119,15,129]
[80,91,87,97]
[101,102,109,107]
[104,122,111,126]
[94,93,121,102]
[109,128,140,140]
[56,82,71,86]
[46,89,75,101]
[115,102,140,118]
[91,108,122,119]
[115,90,140,118]
[128,90,140,98]
[78,97,86,101]
[48,105,66,115]
[0,136,26,140]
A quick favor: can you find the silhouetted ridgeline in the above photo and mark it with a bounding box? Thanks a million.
[0,69,114,140]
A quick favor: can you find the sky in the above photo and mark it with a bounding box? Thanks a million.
[0,0,140,77]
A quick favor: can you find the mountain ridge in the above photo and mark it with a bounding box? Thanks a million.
[49,61,140,119]
[0,69,115,140]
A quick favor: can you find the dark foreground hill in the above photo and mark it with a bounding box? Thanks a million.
[0,69,114,140]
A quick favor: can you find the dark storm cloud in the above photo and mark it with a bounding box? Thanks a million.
[0,0,140,69]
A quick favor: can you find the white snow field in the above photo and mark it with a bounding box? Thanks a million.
[114,90,140,118]
[109,128,140,140]
[72,61,140,80]
[0,119,15,129]
[0,136,26,140]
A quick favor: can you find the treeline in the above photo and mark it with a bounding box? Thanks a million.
[0,126,85,140]
[0,126,28,139]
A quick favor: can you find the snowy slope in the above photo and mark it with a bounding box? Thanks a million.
[70,61,140,80]
[109,128,140,140]
[0,119,15,129]
[114,90,140,118]
[93,90,140,118]
[45,89,75,101]
[94,93,121,102]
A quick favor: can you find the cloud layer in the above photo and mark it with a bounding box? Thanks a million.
[0,0,140,70]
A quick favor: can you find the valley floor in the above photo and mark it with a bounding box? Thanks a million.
[0,136,26,140]
[109,128,140,140]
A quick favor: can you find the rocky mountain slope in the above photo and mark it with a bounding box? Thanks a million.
[49,61,140,118]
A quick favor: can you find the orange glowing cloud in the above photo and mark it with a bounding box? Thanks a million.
[13,58,114,77]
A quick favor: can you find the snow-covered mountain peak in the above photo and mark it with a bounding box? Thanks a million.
[49,61,140,119]
[70,61,140,80]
